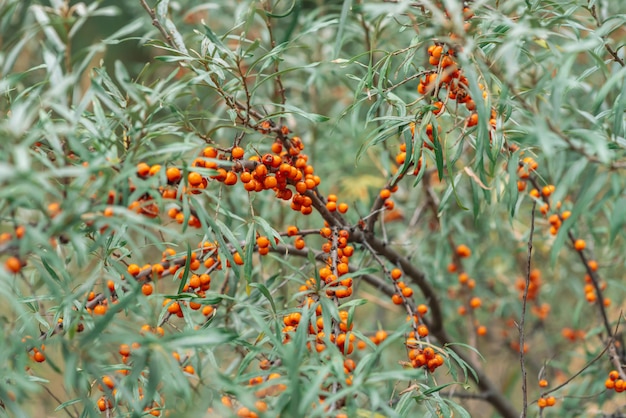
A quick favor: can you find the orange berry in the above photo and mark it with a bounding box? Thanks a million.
[539,379,548,388]
[142,283,153,296]
[102,375,115,389]
[469,297,481,309]
[338,203,349,213]
[137,162,150,177]
[390,268,402,280]
[391,294,403,305]
[546,396,556,407]
[401,287,414,298]
[587,260,598,271]
[256,236,270,248]
[417,304,428,316]
[375,330,388,343]
[167,301,181,314]
[5,256,22,273]
[573,239,586,251]
[127,264,141,276]
[233,252,244,265]
[33,351,46,362]
[97,397,111,411]
[476,325,487,336]
[456,244,471,258]
[609,370,620,381]
[605,378,616,389]
[537,398,547,408]
[93,305,107,315]
[231,146,245,159]
[188,171,203,186]
[380,189,391,200]
[119,344,131,356]
[417,324,428,337]
[294,237,305,250]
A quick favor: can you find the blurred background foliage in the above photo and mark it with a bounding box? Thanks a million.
[0,0,625,417]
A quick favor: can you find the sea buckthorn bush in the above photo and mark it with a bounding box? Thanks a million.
[1,0,625,417]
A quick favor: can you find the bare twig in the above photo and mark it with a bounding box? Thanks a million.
[519,201,536,418]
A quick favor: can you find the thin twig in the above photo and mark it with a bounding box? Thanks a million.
[519,201,536,418]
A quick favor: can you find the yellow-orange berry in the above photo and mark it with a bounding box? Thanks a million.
[417,324,429,337]
[137,162,150,177]
[188,172,203,187]
[5,256,22,273]
[456,244,471,258]
[469,297,481,309]
[231,146,245,159]
[142,283,153,296]
[93,305,107,315]
[127,264,141,276]
[573,239,586,251]
[166,167,181,183]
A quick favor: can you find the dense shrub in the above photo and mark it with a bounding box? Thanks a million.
[0,0,625,417]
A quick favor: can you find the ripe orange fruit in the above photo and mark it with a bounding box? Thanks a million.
[391,294,403,305]
[5,256,21,273]
[417,324,429,337]
[256,236,270,248]
[188,172,203,187]
[33,351,46,362]
[93,305,107,315]
[231,146,245,159]
[127,264,141,276]
[166,167,181,183]
[141,283,153,296]
[137,162,150,177]
[574,239,586,251]
[456,244,471,258]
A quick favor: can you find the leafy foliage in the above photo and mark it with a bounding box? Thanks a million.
[0,0,625,417]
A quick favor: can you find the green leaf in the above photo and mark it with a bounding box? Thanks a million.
[335,0,353,58]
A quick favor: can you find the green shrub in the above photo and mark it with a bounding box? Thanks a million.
[1,1,625,417]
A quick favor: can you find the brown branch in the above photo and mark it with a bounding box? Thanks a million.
[138,0,175,49]
[587,3,625,67]
[519,201,536,418]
